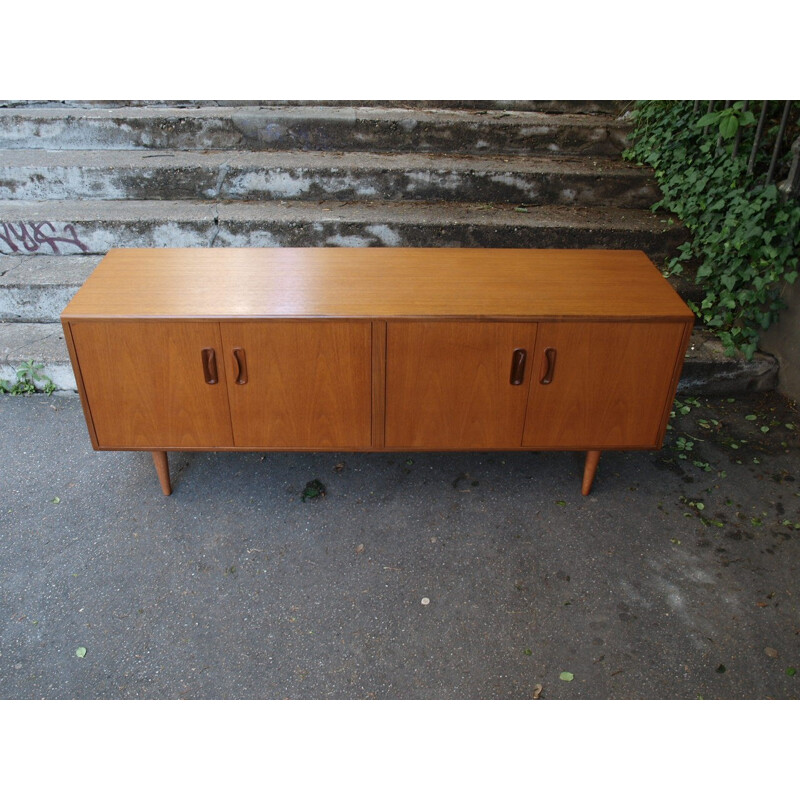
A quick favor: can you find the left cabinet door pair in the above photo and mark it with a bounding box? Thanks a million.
[69,320,373,450]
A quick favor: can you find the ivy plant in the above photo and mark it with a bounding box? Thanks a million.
[623,101,800,359]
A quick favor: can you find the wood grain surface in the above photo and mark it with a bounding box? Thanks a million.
[62,249,694,465]
[68,320,234,448]
[220,321,372,448]
[385,321,539,448]
[62,248,694,321]
[521,321,687,448]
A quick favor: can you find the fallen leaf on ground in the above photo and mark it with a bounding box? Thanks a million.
[532,684,543,699]
[301,479,326,502]
[765,647,779,658]
[75,647,86,658]
[355,544,365,554]
[559,671,574,682]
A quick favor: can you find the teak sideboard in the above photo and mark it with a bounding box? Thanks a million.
[60,248,694,496]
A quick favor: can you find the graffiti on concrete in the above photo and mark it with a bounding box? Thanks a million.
[0,222,89,254]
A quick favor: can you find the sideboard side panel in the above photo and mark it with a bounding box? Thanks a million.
[62,321,100,449]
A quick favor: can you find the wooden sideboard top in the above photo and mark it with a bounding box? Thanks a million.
[61,248,694,321]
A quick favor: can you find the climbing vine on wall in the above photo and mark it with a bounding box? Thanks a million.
[623,100,800,359]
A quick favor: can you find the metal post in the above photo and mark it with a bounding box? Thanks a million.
[748,101,769,176]
[702,101,716,136]
[779,134,800,198]
[766,100,792,186]
[732,100,749,159]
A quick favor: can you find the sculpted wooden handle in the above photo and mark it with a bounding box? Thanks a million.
[233,347,248,385]
[201,348,218,384]
[540,347,557,384]
[510,348,527,385]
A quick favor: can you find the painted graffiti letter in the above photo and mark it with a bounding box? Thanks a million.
[0,221,90,254]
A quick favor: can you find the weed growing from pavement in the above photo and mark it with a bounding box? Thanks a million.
[0,360,56,396]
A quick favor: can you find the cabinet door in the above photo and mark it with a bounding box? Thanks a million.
[385,321,538,448]
[522,321,686,449]
[221,321,372,448]
[69,320,234,448]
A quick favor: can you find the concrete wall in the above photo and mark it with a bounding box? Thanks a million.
[761,278,800,402]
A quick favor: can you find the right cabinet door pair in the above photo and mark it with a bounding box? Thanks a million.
[384,321,686,450]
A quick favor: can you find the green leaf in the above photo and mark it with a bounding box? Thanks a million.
[301,479,326,502]
[745,414,757,420]
[75,647,87,659]
[760,426,770,434]
[787,667,797,677]
[742,342,757,361]
[559,671,574,682]
[696,112,720,128]
[719,115,738,139]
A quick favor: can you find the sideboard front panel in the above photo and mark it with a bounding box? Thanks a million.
[521,321,687,449]
[220,321,372,449]
[384,321,539,449]
[69,320,235,449]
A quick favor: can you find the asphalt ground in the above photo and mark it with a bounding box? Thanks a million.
[1,390,798,702]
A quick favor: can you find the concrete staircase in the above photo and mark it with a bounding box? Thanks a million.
[0,100,778,394]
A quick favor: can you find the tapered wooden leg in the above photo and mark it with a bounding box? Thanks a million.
[582,450,601,496]
[151,450,172,495]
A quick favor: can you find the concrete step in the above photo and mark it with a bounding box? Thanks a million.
[0,322,75,391]
[0,200,684,260]
[0,255,100,322]
[0,150,658,207]
[0,323,777,396]
[0,106,631,155]
[680,328,778,395]
[1,100,631,115]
